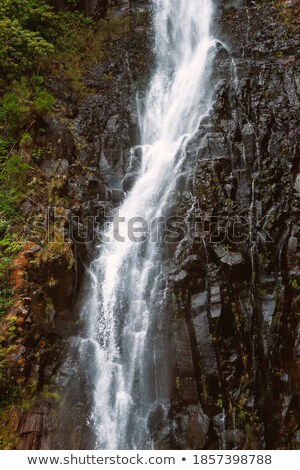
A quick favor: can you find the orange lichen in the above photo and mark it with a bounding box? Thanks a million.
[9,242,36,292]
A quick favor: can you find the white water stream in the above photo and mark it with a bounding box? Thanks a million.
[79,0,217,449]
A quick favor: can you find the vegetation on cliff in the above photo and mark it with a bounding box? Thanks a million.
[0,0,150,449]
[0,0,106,447]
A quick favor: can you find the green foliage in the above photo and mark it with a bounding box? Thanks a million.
[0,276,13,317]
[0,154,30,216]
[176,375,181,392]
[33,237,73,267]
[0,137,14,160]
[33,89,55,114]
[20,132,33,148]
[1,92,29,133]
[289,276,300,293]
[0,1,86,438]
[0,235,23,256]
[0,150,29,317]
[217,396,223,408]
[53,12,132,92]
[0,0,56,35]
[0,77,54,135]
[0,19,54,81]
[0,229,24,317]
[0,3,57,325]
[0,0,58,81]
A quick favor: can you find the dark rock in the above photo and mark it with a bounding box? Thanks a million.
[191,293,218,375]
[147,403,165,434]
[24,245,42,256]
[121,172,139,192]
[173,405,209,450]
[43,116,75,162]
[169,270,189,287]
[110,188,125,204]
[175,319,198,404]
[19,414,44,435]
[220,251,244,267]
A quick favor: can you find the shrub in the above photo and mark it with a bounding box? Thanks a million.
[0,18,55,80]
[33,89,55,114]
[1,93,29,133]
[0,154,30,217]
[0,77,55,134]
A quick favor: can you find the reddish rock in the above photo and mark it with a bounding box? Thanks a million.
[19,413,44,435]
[17,433,39,450]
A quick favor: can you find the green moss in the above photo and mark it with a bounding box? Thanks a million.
[289,276,300,293]
[0,77,55,135]
[41,387,61,402]
[0,408,19,450]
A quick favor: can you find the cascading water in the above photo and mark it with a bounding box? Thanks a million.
[79,0,217,450]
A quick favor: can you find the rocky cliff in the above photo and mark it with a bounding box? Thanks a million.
[149,0,300,450]
[1,0,299,450]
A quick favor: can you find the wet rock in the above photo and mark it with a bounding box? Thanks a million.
[175,319,198,403]
[284,361,300,397]
[44,116,75,162]
[110,188,125,204]
[288,235,298,256]
[147,403,165,434]
[181,255,201,271]
[122,172,139,192]
[197,132,228,160]
[173,405,209,449]
[211,284,222,319]
[261,275,276,328]
[191,292,206,313]
[127,146,143,173]
[169,270,189,287]
[295,430,300,450]
[294,175,300,193]
[220,251,248,281]
[191,294,218,375]
[221,251,244,267]
[86,178,107,200]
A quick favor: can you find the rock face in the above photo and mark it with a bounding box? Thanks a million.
[152,0,300,450]
[4,0,299,450]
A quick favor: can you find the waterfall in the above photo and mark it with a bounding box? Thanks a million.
[79,0,217,450]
